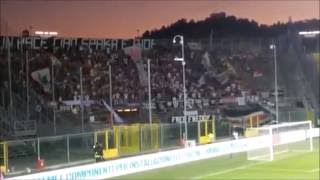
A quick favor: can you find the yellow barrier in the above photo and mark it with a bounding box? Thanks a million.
[198,118,216,144]
[94,124,162,158]
[245,128,259,137]
[151,124,160,149]
[104,130,119,159]
[306,110,314,122]
[115,124,140,156]
[245,115,261,137]
[249,115,260,128]
[94,130,119,159]
[0,142,7,174]
[141,124,160,152]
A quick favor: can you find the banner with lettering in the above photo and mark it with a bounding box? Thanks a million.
[0,36,155,51]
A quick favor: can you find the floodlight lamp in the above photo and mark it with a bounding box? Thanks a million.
[173,35,184,45]
[270,44,276,50]
[174,57,184,61]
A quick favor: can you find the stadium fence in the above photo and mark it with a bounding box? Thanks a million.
[0,118,215,176]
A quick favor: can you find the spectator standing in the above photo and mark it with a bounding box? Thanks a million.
[93,142,104,162]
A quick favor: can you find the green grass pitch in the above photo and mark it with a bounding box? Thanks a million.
[113,138,319,180]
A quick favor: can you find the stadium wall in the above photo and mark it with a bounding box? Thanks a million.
[6,128,319,180]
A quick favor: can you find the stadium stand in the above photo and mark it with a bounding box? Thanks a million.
[0,34,318,140]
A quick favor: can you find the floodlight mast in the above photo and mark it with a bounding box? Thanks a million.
[270,43,278,124]
[173,35,187,142]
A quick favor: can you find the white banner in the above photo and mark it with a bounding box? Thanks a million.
[171,115,210,123]
[0,36,155,50]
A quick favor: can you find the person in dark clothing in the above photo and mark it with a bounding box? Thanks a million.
[93,142,104,162]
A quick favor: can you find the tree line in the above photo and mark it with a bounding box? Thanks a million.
[142,12,319,39]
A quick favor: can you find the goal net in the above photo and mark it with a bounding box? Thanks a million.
[247,121,313,161]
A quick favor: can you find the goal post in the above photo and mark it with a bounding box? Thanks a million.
[247,121,313,161]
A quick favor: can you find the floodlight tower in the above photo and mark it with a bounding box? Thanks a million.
[270,43,279,124]
[173,35,187,141]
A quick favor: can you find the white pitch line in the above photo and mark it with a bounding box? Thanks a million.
[191,152,316,180]
[192,166,319,180]
[308,168,320,173]
[250,167,316,173]
[191,162,261,180]
[212,177,302,180]
[191,154,301,180]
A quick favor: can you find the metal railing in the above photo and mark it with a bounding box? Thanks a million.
[13,120,37,137]
[0,119,215,176]
[278,109,315,123]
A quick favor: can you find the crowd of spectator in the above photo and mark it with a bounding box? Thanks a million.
[52,47,141,105]
[0,40,268,113]
[142,47,244,104]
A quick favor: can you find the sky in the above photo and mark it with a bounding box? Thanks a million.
[0,0,319,38]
